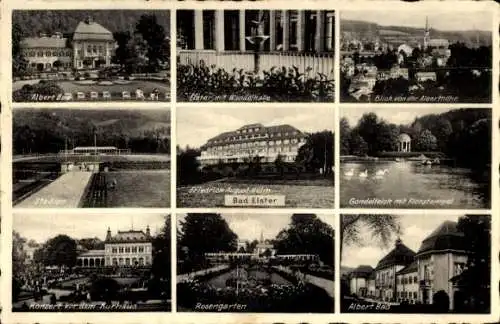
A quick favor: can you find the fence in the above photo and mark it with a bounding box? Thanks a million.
[179,50,335,78]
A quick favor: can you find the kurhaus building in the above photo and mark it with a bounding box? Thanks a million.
[347,220,474,310]
[20,17,115,72]
[198,123,308,166]
[178,10,335,76]
[76,226,153,268]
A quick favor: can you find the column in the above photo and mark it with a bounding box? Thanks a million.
[194,10,204,50]
[315,11,325,52]
[281,10,289,51]
[408,141,411,152]
[326,14,334,51]
[239,10,246,52]
[215,10,225,52]
[296,11,305,52]
[105,43,110,66]
[269,10,276,51]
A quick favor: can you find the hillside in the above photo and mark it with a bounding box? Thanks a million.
[342,19,492,47]
[13,108,171,154]
[13,10,170,38]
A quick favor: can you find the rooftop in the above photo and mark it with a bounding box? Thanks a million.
[417,220,467,256]
[73,18,114,42]
[376,238,416,270]
[20,37,69,49]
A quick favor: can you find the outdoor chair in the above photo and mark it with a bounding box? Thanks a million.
[62,93,73,101]
[76,92,85,100]
[122,91,131,99]
[90,91,99,100]
[136,89,145,100]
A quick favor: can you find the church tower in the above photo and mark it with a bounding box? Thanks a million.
[106,227,111,241]
[423,16,430,50]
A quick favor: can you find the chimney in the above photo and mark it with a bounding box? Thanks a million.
[146,225,151,237]
[395,237,402,246]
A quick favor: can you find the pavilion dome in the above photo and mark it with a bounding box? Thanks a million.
[398,133,411,142]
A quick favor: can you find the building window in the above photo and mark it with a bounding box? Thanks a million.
[112,248,117,253]
[45,51,50,56]
[125,247,130,253]
[132,247,137,253]
[139,247,144,253]
[325,12,335,51]
[203,10,216,50]
[119,247,124,253]
[87,45,91,54]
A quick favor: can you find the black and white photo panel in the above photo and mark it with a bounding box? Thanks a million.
[13,107,171,208]
[177,10,335,103]
[340,106,491,209]
[177,106,334,208]
[12,10,170,103]
[340,214,491,314]
[12,213,172,312]
[177,212,335,313]
[340,10,492,103]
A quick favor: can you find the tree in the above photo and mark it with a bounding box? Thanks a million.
[177,147,201,185]
[454,215,491,312]
[13,231,27,278]
[12,22,28,76]
[274,154,285,178]
[135,14,169,72]
[356,112,379,156]
[340,117,351,155]
[178,213,238,261]
[341,214,401,255]
[414,129,438,151]
[78,237,104,250]
[42,235,77,268]
[274,214,335,267]
[152,215,171,282]
[295,131,334,175]
[349,131,369,156]
[112,31,132,68]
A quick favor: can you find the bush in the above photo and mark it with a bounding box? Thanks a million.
[13,80,64,102]
[177,62,334,102]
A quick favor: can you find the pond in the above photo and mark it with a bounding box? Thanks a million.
[340,161,490,209]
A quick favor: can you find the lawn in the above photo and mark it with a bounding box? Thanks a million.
[177,181,334,208]
[106,170,170,207]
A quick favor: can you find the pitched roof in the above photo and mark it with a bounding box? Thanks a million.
[107,230,151,243]
[20,37,69,49]
[376,239,416,270]
[417,220,467,256]
[350,265,374,278]
[397,260,418,275]
[73,20,113,41]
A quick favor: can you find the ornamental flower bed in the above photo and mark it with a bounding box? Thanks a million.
[177,63,334,102]
[177,277,333,313]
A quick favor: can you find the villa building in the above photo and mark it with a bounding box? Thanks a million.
[76,226,153,268]
[346,220,473,311]
[20,17,115,72]
[177,10,335,76]
[198,123,308,166]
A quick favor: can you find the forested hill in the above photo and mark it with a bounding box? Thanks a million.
[410,108,491,134]
[342,19,492,47]
[13,109,171,154]
[13,10,170,37]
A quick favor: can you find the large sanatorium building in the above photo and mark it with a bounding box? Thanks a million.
[76,226,153,268]
[177,10,335,76]
[198,123,308,166]
[347,220,472,311]
[20,17,115,72]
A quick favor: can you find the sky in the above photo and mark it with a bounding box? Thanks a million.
[341,214,478,268]
[341,106,460,127]
[14,213,167,243]
[341,11,491,32]
[177,107,335,149]
[177,213,335,242]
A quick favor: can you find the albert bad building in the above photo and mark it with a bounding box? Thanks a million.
[198,123,308,166]
[346,221,476,311]
[76,226,153,268]
[20,17,115,72]
[178,10,335,76]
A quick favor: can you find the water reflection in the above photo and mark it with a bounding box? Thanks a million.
[340,161,490,208]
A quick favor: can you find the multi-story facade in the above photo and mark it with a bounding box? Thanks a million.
[178,10,335,76]
[198,123,308,166]
[76,226,153,268]
[347,220,472,311]
[20,17,115,72]
[416,220,469,310]
[374,238,416,302]
[396,261,419,304]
